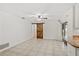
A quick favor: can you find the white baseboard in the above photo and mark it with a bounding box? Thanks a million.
[0,38,32,53]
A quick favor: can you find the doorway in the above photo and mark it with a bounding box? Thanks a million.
[37,23,43,39]
[32,23,44,39]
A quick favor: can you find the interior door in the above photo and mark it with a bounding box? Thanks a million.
[37,23,43,39]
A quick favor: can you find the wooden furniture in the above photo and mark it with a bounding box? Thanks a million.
[67,35,79,56]
[68,35,79,48]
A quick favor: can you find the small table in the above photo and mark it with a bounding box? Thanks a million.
[67,35,79,56]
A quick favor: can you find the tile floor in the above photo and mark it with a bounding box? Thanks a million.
[0,39,67,56]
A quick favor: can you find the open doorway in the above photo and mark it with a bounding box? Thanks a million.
[32,23,44,39]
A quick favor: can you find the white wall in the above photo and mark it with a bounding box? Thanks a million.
[43,16,62,40]
[0,10,32,51]
[62,4,79,39]
[60,7,76,56]
[60,7,73,40]
[31,16,62,40]
[74,4,79,29]
[73,4,79,35]
[0,12,4,44]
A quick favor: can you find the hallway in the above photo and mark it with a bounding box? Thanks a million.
[0,3,76,56]
[0,39,66,56]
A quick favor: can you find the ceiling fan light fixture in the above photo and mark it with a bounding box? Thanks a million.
[38,15,43,19]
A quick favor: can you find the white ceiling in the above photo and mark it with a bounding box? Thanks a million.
[0,3,74,18]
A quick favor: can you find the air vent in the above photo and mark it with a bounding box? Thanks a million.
[0,43,9,50]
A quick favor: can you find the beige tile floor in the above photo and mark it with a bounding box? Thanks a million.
[0,39,67,56]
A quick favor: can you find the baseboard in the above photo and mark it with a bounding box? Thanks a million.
[44,38,62,42]
[0,43,9,50]
[0,38,32,53]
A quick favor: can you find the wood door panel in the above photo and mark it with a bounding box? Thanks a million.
[37,32,43,38]
[37,24,43,31]
[37,23,43,39]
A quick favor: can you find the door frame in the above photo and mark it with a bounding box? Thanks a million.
[32,23,45,39]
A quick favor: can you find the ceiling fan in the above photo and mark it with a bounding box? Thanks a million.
[21,13,48,21]
[28,13,48,20]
